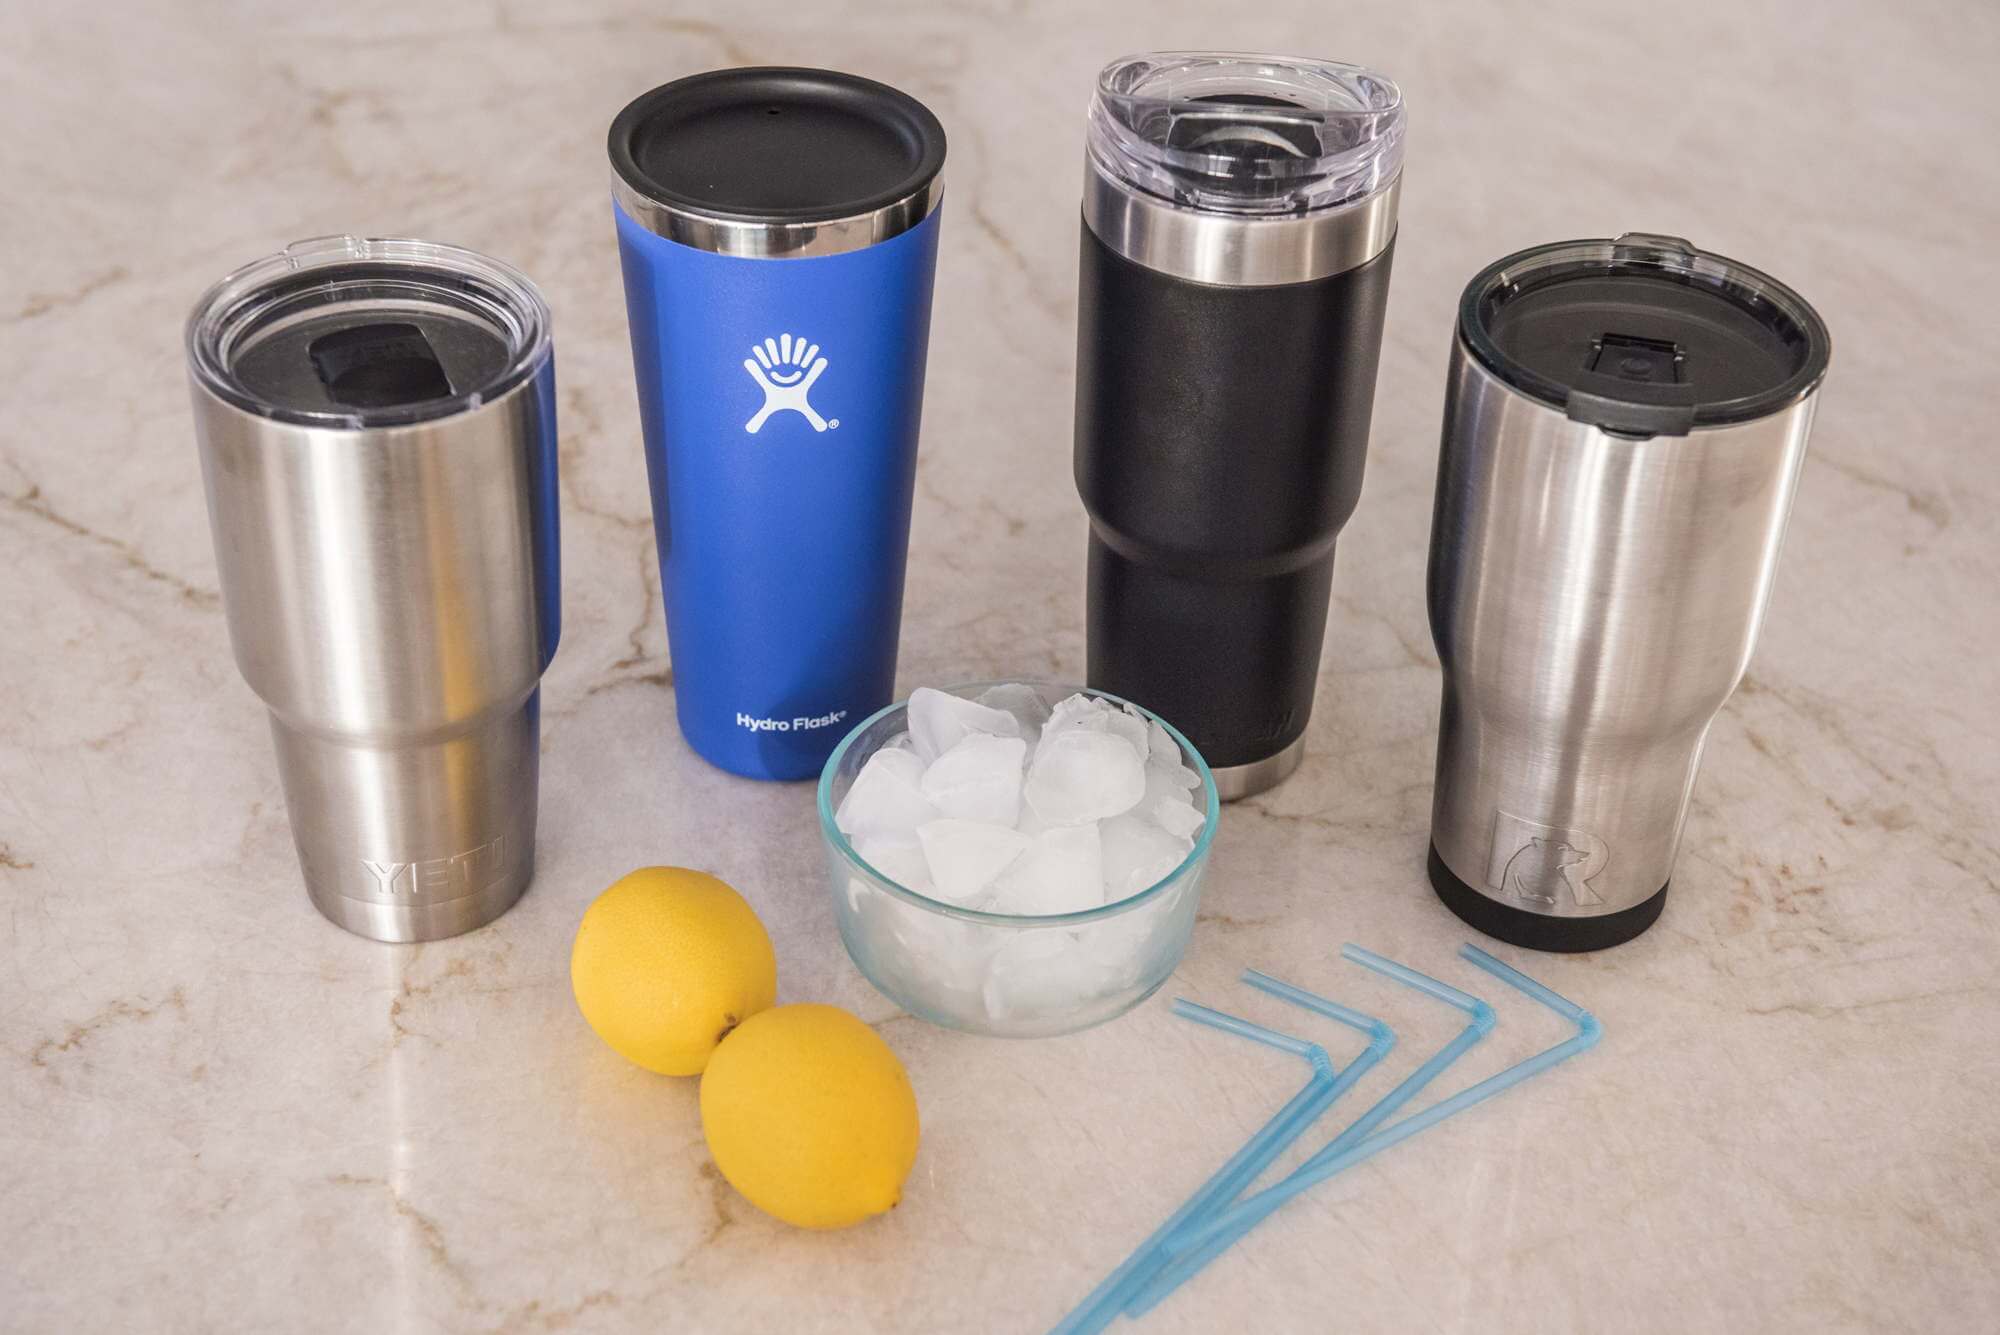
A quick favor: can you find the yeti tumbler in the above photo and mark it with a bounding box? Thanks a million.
[1427,234,1832,951]
[187,236,560,942]
[609,68,946,781]
[1075,53,1406,799]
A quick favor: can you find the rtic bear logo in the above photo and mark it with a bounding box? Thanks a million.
[1485,812,1608,909]
[742,333,835,434]
[1500,838,1594,907]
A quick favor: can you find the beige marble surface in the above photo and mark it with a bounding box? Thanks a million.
[4,1,1998,1331]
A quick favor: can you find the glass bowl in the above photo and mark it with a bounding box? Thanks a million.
[817,681,1218,1038]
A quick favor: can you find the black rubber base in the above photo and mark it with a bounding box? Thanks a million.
[1428,844,1668,953]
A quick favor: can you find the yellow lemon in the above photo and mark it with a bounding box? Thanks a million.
[570,867,776,1076]
[700,1004,919,1229]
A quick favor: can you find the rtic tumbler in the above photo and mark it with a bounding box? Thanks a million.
[1426,234,1831,951]
[187,236,560,942]
[609,67,946,781]
[1074,52,1406,799]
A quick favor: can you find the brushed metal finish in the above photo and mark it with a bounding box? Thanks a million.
[611,173,943,258]
[191,365,560,941]
[1210,734,1307,801]
[1427,345,1816,919]
[1083,168,1398,286]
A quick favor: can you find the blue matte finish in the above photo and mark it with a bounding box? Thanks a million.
[614,203,942,779]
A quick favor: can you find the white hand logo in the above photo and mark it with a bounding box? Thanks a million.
[742,333,830,434]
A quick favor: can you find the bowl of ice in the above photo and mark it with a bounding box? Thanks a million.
[817,682,1217,1038]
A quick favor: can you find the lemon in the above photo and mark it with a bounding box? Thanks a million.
[700,1003,920,1229]
[570,867,777,1076]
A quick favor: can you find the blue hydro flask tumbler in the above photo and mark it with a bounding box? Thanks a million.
[609,68,946,780]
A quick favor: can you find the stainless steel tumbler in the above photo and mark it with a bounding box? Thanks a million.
[1426,234,1830,951]
[187,236,560,942]
[1075,53,1405,800]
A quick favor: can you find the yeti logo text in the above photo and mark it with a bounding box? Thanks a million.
[742,333,836,434]
[1485,812,1608,909]
[362,833,509,902]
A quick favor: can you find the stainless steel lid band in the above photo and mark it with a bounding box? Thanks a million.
[609,172,944,260]
[1083,166,1399,286]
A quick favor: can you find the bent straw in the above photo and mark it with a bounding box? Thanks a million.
[1133,944,1601,1316]
[1132,944,1496,1312]
[1049,978,1392,1335]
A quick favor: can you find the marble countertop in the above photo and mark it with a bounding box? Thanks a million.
[5,1,1997,1331]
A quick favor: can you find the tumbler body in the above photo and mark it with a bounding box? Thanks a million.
[1077,227,1393,773]
[614,207,940,779]
[1426,235,1831,951]
[608,67,947,781]
[187,236,560,942]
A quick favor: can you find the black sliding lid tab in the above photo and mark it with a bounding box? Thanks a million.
[309,322,454,409]
[1458,232,1831,437]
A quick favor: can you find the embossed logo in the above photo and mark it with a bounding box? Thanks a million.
[363,833,509,901]
[1486,813,1607,909]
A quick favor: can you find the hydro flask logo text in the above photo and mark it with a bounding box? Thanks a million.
[742,333,838,434]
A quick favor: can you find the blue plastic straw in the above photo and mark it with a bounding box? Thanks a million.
[1131,944,1496,1313]
[1049,976,1392,1335]
[1135,944,1601,1314]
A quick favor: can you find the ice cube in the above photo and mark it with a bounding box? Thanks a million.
[1105,703,1153,762]
[835,746,937,839]
[853,832,935,894]
[917,818,1030,905]
[991,823,1105,917]
[1075,894,1171,988]
[981,929,1116,1024]
[975,683,1052,746]
[1141,765,1207,840]
[1024,727,1146,825]
[879,896,997,1013]
[1149,794,1206,841]
[1145,719,1201,789]
[920,733,1027,826]
[1037,692,1150,763]
[1040,692,1099,741]
[1101,813,1193,902]
[907,687,1020,762]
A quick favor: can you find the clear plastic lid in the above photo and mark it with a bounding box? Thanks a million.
[186,236,552,430]
[1086,53,1405,217]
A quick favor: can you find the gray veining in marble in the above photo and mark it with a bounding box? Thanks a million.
[3,1,1997,1331]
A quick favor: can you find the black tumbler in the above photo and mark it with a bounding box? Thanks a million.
[1075,53,1406,798]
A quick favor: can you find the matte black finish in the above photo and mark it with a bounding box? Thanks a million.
[609,67,945,224]
[1075,223,1395,769]
[1429,845,1669,952]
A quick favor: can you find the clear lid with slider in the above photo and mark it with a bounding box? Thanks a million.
[1086,52,1406,217]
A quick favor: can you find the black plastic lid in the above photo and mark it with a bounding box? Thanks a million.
[609,67,946,227]
[1458,234,1831,437]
